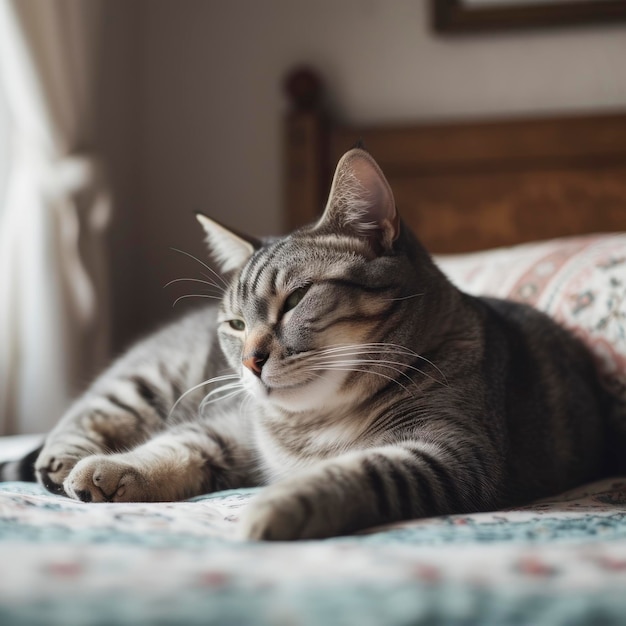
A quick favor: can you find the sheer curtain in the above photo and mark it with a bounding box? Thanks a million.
[0,72,8,212]
[0,0,111,435]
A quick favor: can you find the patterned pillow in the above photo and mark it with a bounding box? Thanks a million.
[436,234,626,403]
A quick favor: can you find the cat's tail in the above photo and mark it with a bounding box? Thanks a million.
[0,445,42,483]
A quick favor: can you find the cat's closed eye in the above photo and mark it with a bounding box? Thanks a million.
[283,286,310,313]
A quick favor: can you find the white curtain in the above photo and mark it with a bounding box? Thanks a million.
[0,0,111,435]
[0,78,9,208]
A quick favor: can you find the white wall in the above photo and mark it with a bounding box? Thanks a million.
[106,0,626,348]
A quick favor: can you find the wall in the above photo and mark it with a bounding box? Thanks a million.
[104,0,626,351]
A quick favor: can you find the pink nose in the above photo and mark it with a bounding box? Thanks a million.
[243,354,266,377]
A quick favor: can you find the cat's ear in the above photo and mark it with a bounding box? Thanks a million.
[195,213,258,273]
[317,148,399,252]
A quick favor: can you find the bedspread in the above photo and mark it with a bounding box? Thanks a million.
[2,477,626,625]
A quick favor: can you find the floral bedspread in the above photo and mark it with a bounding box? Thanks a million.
[2,478,626,625]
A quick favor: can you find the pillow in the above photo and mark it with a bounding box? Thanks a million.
[436,233,626,403]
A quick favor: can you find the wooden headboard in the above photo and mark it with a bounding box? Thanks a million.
[283,68,626,254]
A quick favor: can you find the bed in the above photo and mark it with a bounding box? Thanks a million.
[2,68,626,625]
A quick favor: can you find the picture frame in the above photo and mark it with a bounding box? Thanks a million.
[431,0,626,34]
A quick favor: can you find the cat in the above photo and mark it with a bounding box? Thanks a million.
[1,148,621,540]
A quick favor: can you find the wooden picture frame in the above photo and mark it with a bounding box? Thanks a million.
[431,0,626,34]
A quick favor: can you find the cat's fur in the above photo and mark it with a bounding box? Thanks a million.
[0,148,620,540]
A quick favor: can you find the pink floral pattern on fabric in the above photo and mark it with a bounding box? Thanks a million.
[437,234,626,402]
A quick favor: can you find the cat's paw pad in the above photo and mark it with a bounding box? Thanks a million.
[35,449,81,495]
[64,456,148,503]
[240,487,315,541]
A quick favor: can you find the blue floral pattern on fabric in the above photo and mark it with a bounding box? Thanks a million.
[2,479,626,625]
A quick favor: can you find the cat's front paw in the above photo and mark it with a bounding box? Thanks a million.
[64,456,149,503]
[240,483,327,541]
[35,447,82,495]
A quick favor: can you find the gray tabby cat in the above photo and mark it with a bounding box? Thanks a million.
[1,148,621,540]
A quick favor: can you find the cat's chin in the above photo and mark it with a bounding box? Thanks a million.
[243,370,345,413]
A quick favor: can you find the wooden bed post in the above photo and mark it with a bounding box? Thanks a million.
[283,67,328,232]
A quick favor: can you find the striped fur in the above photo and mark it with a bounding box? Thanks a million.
[1,148,618,540]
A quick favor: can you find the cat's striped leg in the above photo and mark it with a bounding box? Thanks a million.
[35,371,179,495]
[63,417,254,502]
[34,307,221,495]
[241,441,496,540]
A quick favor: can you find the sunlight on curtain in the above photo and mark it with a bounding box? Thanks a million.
[0,78,9,212]
[0,0,111,435]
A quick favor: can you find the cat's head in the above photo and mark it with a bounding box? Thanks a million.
[197,149,437,414]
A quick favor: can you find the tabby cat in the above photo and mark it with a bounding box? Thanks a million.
[1,148,621,540]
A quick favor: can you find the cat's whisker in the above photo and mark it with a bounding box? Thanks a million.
[311,359,420,389]
[167,374,240,420]
[307,365,414,397]
[315,343,418,358]
[286,342,448,389]
[313,343,448,385]
[201,272,229,291]
[199,388,247,411]
[310,348,415,361]
[312,357,445,387]
[313,353,447,386]
[170,247,229,288]
[409,354,448,386]
[382,292,425,302]
[172,293,224,308]
[200,381,244,405]
[163,277,226,294]
[203,381,243,394]
[319,341,419,354]
[199,381,245,413]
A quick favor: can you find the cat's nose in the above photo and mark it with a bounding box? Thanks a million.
[243,353,268,377]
